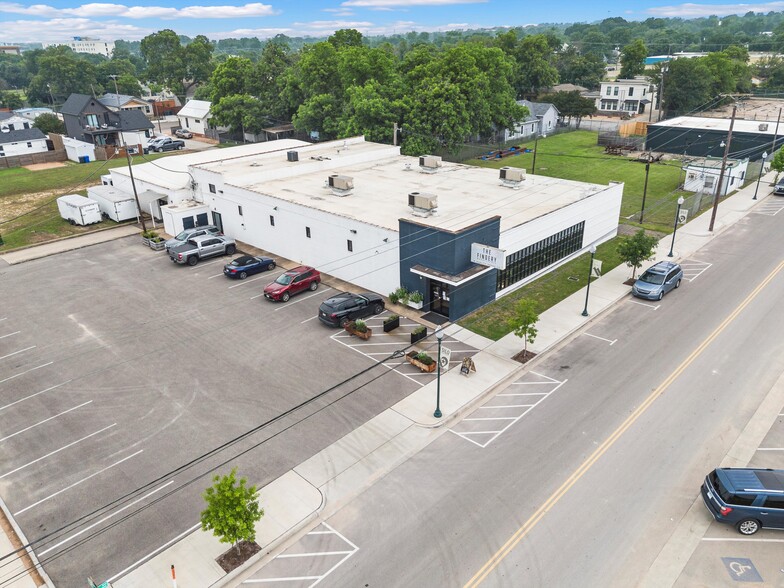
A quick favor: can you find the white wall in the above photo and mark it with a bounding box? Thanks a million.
[62,137,95,162]
[208,185,400,295]
[683,160,748,197]
[178,115,209,136]
[0,138,48,157]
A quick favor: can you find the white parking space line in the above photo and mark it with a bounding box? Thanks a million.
[756,447,784,451]
[107,522,202,583]
[0,331,20,340]
[0,423,117,479]
[0,401,92,443]
[0,381,71,413]
[629,300,660,310]
[0,317,6,321]
[480,405,535,409]
[228,273,279,289]
[15,450,144,516]
[244,576,320,583]
[189,258,225,270]
[273,288,333,311]
[680,261,712,282]
[277,550,354,558]
[300,315,320,324]
[0,346,36,361]
[39,480,174,557]
[702,537,784,543]
[583,332,617,345]
[208,273,224,279]
[329,331,424,387]
[0,362,53,386]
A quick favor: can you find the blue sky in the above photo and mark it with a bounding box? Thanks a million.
[0,0,779,44]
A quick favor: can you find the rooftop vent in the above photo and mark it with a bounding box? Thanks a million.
[419,155,442,173]
[408,191,438,216]
[500,166,526,188]
[760,123,769,131]
[328,174,354,196]
[287,150,299,162]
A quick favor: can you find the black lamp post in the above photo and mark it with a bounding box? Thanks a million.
[434,327,443,419]
[753,151,768,201]
[581,245,597,317]
[668,196,685,257]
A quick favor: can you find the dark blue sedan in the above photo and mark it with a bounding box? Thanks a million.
[223,255,276,279]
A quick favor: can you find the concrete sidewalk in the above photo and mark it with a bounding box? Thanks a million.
[2,175,774,587]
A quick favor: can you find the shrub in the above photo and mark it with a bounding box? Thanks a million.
[413,325,426,335]
[409,291,423,303]
[389,291,400,304]
[141,229,159,239]
[395,287,410,303]
[384,314,399,324]
[416,352,434,365]
[351,319,368,333]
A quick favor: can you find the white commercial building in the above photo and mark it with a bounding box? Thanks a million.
[107,137,622,321]
[43,37,115,58]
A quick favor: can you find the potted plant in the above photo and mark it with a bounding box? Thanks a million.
[141,230,166,250]
[345,319,372,340]
[389,287,408,305]
[383,314,400,332]
[407,290,424,310]
[411,324,427,344]
[405,351,437,373]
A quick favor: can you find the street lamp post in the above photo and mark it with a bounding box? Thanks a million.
[581,245,597,317]
[434,327,444,419]
[753,151,768,201]
[668,196,685,257]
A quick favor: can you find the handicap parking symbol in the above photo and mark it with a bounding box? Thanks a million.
[721,557,763,582]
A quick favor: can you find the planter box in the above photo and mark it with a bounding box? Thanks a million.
[383,317,400,332]
[406,351,436,373]
[407,300,424,310]
[410,328,428,345]
[345,325,372,340]
[149,239,166,251]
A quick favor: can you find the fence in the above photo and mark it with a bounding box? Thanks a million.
[0,150,67,169]
[597,132,646,150]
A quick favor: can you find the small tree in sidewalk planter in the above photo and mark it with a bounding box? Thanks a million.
[771,149,784,184]
[617,229,658,280]
[201,467,264,570]
[510,299,539,363]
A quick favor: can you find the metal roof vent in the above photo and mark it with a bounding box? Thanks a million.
[500,166,526,189]
[419,155,442,173]
[408,191,438,217]
[328,174,354,197]
[287,150,299,162]
[760,123,769,131]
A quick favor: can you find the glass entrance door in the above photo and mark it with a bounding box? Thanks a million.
[429,281,450,317]
[212,211,223,233]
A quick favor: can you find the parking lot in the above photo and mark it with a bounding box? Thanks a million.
[0,236,455,586]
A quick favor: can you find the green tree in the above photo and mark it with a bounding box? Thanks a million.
[200,467,263,554]
[0,90,23,110]
[515,35,559,98]
[329,28,364,48]
[182,35,215,96]
[770,149,784,183]
[510,299,539,356]
[33,112,65,134]
[540,91,596,128]
[620,39,647,79]
[209,57,254,104]
[554,47,605,90]
[617,229,659,279]
[211,94,268,135]
[26,46,98,105]
[661,58,713,116]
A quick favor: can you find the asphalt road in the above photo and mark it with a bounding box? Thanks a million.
[245,205,784,587]
[0,238,461,587]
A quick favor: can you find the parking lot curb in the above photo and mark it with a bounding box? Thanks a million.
[0,495,54,587]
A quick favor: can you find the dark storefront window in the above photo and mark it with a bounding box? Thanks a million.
[496,221,585,292]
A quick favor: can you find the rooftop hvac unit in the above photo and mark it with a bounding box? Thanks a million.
[287,150,299,162]
[419,155,443,172]
[760,123,769,131]
[500,167,526,183]
[408,191,438,213]
[328,174,354,191]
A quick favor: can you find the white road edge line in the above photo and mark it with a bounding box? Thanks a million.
[756,447,784,450]
[40,481,175,556]
[0,401,92,443]
[0,346,36,361]
[583,333,618,345]
[274,288,333,311]
[244,576,321,584]
[107,522,201,583]
[629,300,660,310]
[0,423,117,479]
[479,405,535,409]
[277,550,354,558]
[702,537,784,542]
[15,450,144,516]
[0,362,54,386]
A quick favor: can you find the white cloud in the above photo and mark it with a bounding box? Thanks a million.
[342,0,486,6]
[647,1,784,17]
[3,17,153,41]
[323,7,355,16]
[293,19,375,30]
[0,1,277,19]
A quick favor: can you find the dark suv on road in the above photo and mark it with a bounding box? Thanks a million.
[318,292,385,327]
[701,468,784,535]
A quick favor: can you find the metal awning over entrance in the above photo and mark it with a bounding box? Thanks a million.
[410,263,493,286]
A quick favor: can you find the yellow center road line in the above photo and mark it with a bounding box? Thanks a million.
[464,259,784,588]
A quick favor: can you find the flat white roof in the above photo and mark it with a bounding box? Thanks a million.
[652,116,780,136]
[178,100,211,119]
[89,184,135,202]
[110,139,310,191]
[202,137,614,233]
[58,194,95,206]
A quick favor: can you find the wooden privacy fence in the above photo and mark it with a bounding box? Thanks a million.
[619,121,649,137]
[0,150,67,169]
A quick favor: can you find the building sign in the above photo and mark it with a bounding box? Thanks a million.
[678,209,689,224]
[471,243,506,270]
[439,345,452,369]
[592,259,603,278]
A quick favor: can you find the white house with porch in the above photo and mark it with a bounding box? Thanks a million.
[596,77,656,116]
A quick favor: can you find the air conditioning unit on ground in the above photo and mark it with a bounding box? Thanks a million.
[500,167,526,184]
[408,191,438,216]
[419,155,442,173]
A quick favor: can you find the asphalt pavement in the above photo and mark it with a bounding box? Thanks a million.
[0,173,779,587]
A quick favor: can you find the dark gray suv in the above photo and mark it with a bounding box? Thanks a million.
[702,468,784,535]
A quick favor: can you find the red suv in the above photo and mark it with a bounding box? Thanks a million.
[263,266,321,302]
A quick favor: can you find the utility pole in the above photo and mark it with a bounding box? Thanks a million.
[640,155,651,223]
[393,122,398,146]
[769,108,781,158]
[708,105,736,232]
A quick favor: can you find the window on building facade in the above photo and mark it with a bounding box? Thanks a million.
[26,142,32,147]
[270,215,275,226]
[86,114,99,127]
[613,87,619,96]
[306,226,311,238]
[208,184,216,193]
[628,87,634,96]
[605,86,611,95]
[496,221,585,292]
[195,119,200,124]
[347,239,353,252]
[238,205,243,216]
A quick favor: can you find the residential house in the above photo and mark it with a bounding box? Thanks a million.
[0,46,20,55]
[60,94,154,148]
[682,157,748,197]
[14,107,55,121]
[0,128,48,157]
[595,77,656,116]
[99,93,153,116]
[0,113,34,131]
[177,100,213,136]
[504,100,559,142]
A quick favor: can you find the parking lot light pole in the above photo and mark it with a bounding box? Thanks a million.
[753,151,768,201]
[434,327,443,419]
[581,245,597,317]
[668,196,685,257]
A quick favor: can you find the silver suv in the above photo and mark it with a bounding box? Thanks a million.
[165,225,221,252]
[631,261,683,301]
